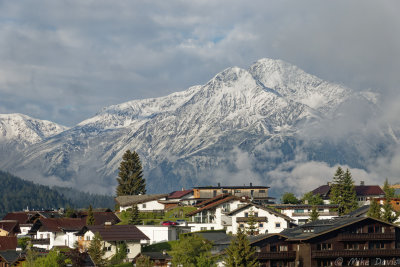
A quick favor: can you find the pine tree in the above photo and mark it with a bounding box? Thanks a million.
[86,205,95,225]
[116,150,146,196]
[246,208,258,236]
[309,206,319,222]
[88,232,108,267]
[381,179,398,223]
[330,167,358,215]
[367,199,381,219]
[128,204,141,225]
[224,228,258,267]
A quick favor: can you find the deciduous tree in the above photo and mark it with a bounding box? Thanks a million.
[281,192,299,204]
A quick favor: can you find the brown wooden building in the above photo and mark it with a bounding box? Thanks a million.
[251,216,400,267]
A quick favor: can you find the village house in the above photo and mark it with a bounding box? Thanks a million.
[225,203,293,235]
[136,225,191,245]
[272,204,339,225]
[251,216,400,267]
[0,250,24,267]
[312,181,385,205]
[115,194,168,212]
[193,183,274,205]
[158,189,195,209]
[29,218,86,250]
[0,221,20,237]
[76,224,149,261]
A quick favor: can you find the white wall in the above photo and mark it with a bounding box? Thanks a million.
[280,207,337,225]
[33,230,79,250]
[120,199,165,212]
[136,226,178,244]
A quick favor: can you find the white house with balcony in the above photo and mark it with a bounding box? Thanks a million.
[272,204,339,225]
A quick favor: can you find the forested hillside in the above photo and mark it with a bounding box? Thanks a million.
[0,170,114,217]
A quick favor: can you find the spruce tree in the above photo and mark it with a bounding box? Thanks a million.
[309,206,319,222]
[128,204,141,225]
[224,228,258,267]
[382,179,398,223]
[88,232,108,267]
[86,205,95,225]
[367,199,381,219]
[330,167,358,215]
[116,150,146,196]
[246,209,258,236]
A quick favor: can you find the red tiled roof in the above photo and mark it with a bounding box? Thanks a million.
[2,212,38,224]
[0,221,20,234]
[168,189,193,199]
[0,237,17,251]
[195,193,231,207]
[187,194,241,216]
[87,225,149,242]
[39,218,86,232]
[355,185,384,196]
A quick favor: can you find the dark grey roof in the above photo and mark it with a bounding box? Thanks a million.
[272,204,338,209]
[141,252,171,260]
[0,250,23,264]
[194,185,269,189]
[345,205,370,217]
[195,231,232,245]
[280,217,365,240]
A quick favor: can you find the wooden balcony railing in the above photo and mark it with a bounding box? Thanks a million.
[31,238,50,245]
[291,212,338,217]
[236,217,268,222]
[255,251,296,260]
[312,249,400,258]
[338,233,395,241]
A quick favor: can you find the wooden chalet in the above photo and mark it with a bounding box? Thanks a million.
[250,216,400,267]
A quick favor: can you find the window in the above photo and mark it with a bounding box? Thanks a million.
[245,212,249,217]
[234,190,241,193]
[86,236,91,241]
[239,224,244,228]
[142,203,146,208]
[222,190,228,194]
[201,227,207,231]
[369,242,385,249]
[104,246,112,251]
[279,245,288,251]
[259,223,263,228]
[259,190,266,193]
[211,227,214,230]
[345,243,359,250]
[126,248,130,253]
[270,245,277,252]
[317,243,332,250]
[254,212,258,217]
[294,209,304,213]
[275,223,281,228]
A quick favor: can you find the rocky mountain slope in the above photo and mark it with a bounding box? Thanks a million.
[0,59,397,194]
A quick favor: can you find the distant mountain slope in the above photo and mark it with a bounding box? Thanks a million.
[0,170,114,217]
[0,58,397,195]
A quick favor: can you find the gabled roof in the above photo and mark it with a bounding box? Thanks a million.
[86,225,149,242]
[0,250,23,264]
[0,220,20,234]
[272,204,338,209]
[115,194,168,206]
[0,237,17,251]
[280,216,396,241]
[2,212,39,224]
[168,189,193,199]
[226,203,293,222]
[187,194,242,216]
[34,218,86,233]
[312,184,385,198]
[194,185,269,189]
[195,193,231,207]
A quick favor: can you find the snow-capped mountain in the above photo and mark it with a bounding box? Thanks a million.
[0,59,396,194]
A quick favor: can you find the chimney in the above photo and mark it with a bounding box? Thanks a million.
[360,181,365,186]
[217,182,221,187]
[250,182,253,187]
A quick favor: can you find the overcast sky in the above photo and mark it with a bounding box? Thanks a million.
[1,0,399,126]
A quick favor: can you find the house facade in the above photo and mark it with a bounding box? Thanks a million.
[251,216,400,267]
[76,224,149,261]
[136,225,191,244]
[115,194,168,212]
[273,204,339,225]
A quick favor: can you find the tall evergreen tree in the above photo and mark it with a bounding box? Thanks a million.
[224,228,258,267]
[86,205,95,225]
[309,206,319,222]
[246,209,258,236]
[116,150,146,196]
[367,199,381,219]
[88,232,108,267]
[128,204,141,225]
[382,179,398,223]
[330,167,358,215]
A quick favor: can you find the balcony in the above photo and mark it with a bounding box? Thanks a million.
[236,217,268,222]
[255,251,296,260]
[31,238,50,245]
[312,249,400,258]
[338,233,395,241]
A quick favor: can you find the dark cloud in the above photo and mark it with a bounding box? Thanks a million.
[0,0,399,126]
